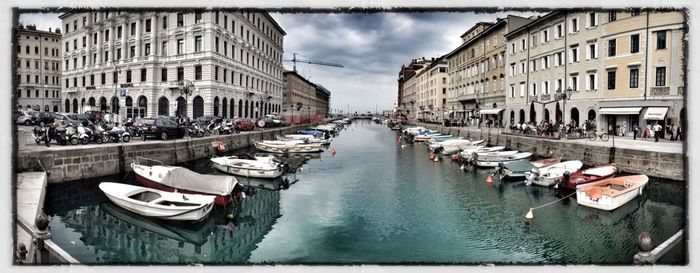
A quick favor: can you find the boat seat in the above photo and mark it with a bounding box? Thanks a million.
[585,186,617,200]
[129,191,161,202]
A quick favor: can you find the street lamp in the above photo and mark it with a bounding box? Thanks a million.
[556,87,573,137]
[178,80,193,118]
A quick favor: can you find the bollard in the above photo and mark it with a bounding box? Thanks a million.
[633,232,653,264]
[34,212,51,263]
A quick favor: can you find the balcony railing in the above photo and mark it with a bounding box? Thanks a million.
[650,86,670,96]
[120,83,133,88]
[529,95,538,101]
[540,94,550,101]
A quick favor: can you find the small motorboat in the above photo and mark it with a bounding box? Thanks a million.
[211,154,285,179]
[131,161,238,206]
[474,152,532,167]
[576,175,649,211]
[254,141,323,153]
[99,182,215,221]
[278,134,331,145]
[457,145,504,159]
[496,156,562,179]
[556,163,618,190]
[525,160,583,187]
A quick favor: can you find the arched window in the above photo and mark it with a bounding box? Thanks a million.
[519,109,525,123]
[72,98,78,113]
[222,97,228,118]
[137,96,147,118]
[244,100,249,118]
[99,97,107,112]
[65,99,70,113]
[111,96,119,114]
[213,96,220,116]
[88,97,95,107]
[176,97,186,117]
[125,96,133,118]
[53,105,59,112]
[193,96,204,118]
[254,101,259,118]
[230,99,235,119]
[571,107,580,126]
[238,99,243,118]
[529,103,536,123]
[158,97,169,116]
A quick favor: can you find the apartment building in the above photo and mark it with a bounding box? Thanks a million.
[60,11,285,119]
[504,10,685,135]
[446,16,531,127]
[397,57,434,118]
[283,70,330,121]
[414,57,448,122]
[15,25,63,113]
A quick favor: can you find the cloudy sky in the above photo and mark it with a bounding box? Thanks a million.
[19,11,538,113]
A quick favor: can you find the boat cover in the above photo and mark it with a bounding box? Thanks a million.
[503,159,535,172]
[161,167,237,196]
[582,165,617,177]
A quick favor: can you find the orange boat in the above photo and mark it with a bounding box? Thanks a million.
[576,175,648,211]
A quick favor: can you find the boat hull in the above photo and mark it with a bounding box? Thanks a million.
[254,141,323,153]
[99,183,214,221]
[135,173,232,206]
[577,183,646,211]
[211,161,284,179]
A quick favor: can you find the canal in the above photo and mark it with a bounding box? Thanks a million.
[45,120,686,264]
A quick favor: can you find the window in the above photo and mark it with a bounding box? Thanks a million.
[195,12,202,23]
[145,43,151,55]
[90,74,95,86]
[130,22,136,36]
[531,83,537,96]
[557,79,563,91]
[194,36,202,52]
[509,63,516,76]
[94,33,97,44]
[162,41,168,56]
[141,68,147,81]
[509,85,515,98]
[177,13,184,27]
[571,18,579,33]
[556,24,563,38]
[607,70,616,90]
[520,39,526,50]
[655,67,666,86]
[214,66,219,81]
[556,52,564,66]
[101,73,106,84]
[117,26,122,38]
[82,36,86,47]
[126,70,132,83]
[587,73,597,90]
[177,67,184,82]
[73,39,77,50]
[571,46,579,62]
[130,46,135,58]
[145,19,151,32]
[162,16,168,29]
[161,68,168,82]
[224,41,228,56]
[510,43,516,54]
[105,29,109,41]
[73,20,77,30]
[177,39,184,54]
[519,83,525,97]
[588,42,597,59]
[630,34,640,53]
[215,37,219,53]
[630,10,640,16]
[116,48,121,60]
[657,31,667,50]
[113,71,118,84]
[195,65,202,80]
[629,68,639,88]
[608,39,616,57]
[543,81,550,94]
[608,11,617,22]
[588,12,598,27]
[542,29,549,43]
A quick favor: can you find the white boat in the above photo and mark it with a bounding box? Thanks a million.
[99,182,215,221]
[576,175,649,211]
[211,154,284,179]
[254,141,323,153]
[131,162,238,206]
[434,140,488,154]
[278,134,332,145]
[525,160,583,187]
[456,145,504,159]
[475,152,532,167]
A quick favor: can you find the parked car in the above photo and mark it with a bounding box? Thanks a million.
[15,110,35,126]
[256,115,286,128]
[195,115,219,125]
[83,111,103,123]
[30,112,56,126]
[234,118,255,131]
[55,113,91,127]
[66,113,92,126]
[140,117,186,141]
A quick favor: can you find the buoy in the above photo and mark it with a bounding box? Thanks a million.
[433,156,439,162]
[226,213,235,219]
[486,174,494,183]
[525,208,534,221]
[396,137,401,144]
[451,154,458,161]
[218,142,226,151]
[429,154,436,161]
[401,144,406,149]
[331,148,337,156]
[460,164,465,170]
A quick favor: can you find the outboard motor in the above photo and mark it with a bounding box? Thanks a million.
[525,168,540,185]
[561,171,571,184]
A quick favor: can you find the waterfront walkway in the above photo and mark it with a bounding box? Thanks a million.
[429,124,683,154]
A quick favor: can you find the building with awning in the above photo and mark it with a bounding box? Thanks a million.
[479,108,505,115]
[598,107,642,115]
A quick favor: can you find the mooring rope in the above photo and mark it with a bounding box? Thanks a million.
[525,191,576,221]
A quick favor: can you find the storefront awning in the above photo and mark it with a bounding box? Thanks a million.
[643,107,668,120]
[598,107,642,115]
[479,108,505,115]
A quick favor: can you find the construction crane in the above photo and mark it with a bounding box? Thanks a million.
[284,53,343,72]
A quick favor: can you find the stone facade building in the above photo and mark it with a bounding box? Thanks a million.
[504,10,685,135]
[282,70,329,122]
[414,57,448,123]
[16,25,63,112]
[60,11,285,120]
[397,57,434,119]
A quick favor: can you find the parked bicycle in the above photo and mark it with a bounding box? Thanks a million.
[587,130,610,141]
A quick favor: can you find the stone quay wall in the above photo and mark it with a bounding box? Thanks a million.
[419,123,685,181]
[16,124,313,183]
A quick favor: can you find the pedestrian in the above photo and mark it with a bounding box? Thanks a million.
[633,124,639,140]
[677,125,682,141]
[653,122,662,142]
[669,124,675,141]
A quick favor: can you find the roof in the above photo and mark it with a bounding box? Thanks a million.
[504,11,559,38]
[16,27,62,37]
[315,84,331,96]
[445,19,506,58]
[459,22,494,38]
[283,70,315,87]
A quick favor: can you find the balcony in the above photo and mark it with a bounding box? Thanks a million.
[650,86,670,96]
[85,86,96,90]
[120,83,133,88]
[529,95,538,101]
[540,94,550,101]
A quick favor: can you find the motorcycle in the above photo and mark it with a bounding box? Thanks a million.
[105,123,131,143]
[62,124,80,145]
[87,124,104,144]
[32,125,51,147]
[77,124,91,145]
[188,122,205,138]
[220,119,233,135]
[124,118,142,137]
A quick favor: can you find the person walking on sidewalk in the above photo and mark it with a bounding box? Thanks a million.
[669,124,676,141]
[633,124,639,140]
[653,122,662,142]
[677,125,683,141]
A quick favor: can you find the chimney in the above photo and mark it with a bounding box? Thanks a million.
[49,27,52,32]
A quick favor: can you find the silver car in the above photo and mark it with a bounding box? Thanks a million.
[15,110,35,126]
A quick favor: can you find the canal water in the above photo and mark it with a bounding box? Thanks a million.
[45,120,686,264]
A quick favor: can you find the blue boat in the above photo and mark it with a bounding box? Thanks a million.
[298,130,324,138]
